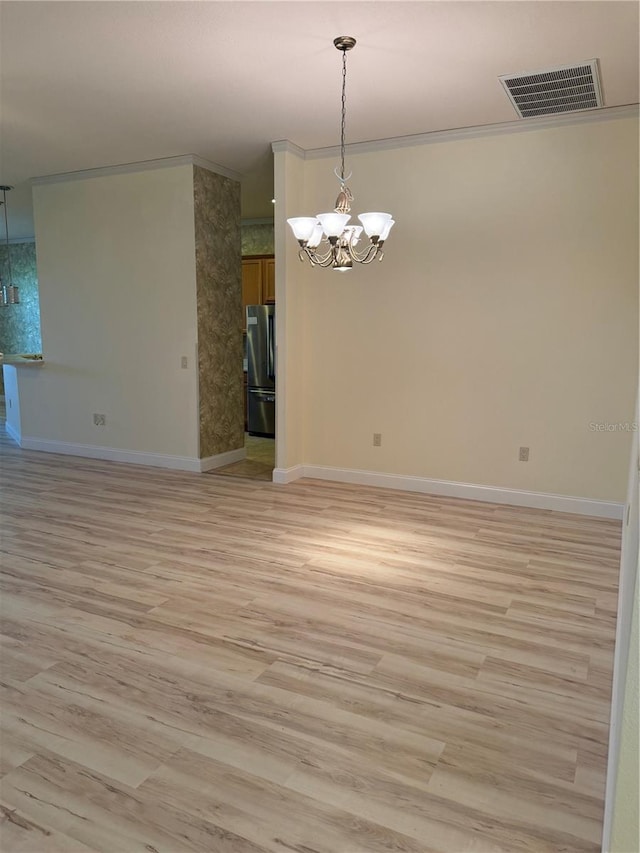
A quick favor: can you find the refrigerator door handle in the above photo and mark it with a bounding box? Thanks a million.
[267,313,275,381]
[265,320,270,380]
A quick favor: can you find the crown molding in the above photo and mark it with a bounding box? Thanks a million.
[191,155,241,182]
[271,140,305,158]
[303,104,639,161]
[31,154,241,187]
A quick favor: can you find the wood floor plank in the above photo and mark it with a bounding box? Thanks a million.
[0,802,99,853]
[142,747,452,853]
[1,756,269,853]
[0,734,34,779]
[0,679,174,789]
[426,767,601,850]
[0,428,621,852]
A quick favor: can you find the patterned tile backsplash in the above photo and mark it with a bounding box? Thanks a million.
[0,241,42,394]
[241,222,274,256]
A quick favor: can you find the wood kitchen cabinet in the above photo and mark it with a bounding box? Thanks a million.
[241,255,275,329]
[263,258,275,303]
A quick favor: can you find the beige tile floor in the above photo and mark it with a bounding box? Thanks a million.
[212,434,275,481]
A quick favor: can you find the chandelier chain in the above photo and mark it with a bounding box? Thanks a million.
[340,47,347,183]
[1,190,13,287]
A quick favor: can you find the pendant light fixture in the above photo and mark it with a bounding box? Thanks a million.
[287,37,394,271]
[0,185,20,306]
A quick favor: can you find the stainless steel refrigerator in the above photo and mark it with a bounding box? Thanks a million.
[246,304,275,437]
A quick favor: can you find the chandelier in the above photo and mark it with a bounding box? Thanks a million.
[287,37,394,271]
[0,186,20,306]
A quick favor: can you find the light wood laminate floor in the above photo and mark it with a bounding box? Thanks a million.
[0,429,621,852]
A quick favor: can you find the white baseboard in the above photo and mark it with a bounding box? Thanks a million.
[19,436,204,472]
[5,421,21,444]
[199,447,246,472]
[272,465,305,484]
[10,437,624,518]
[280,463,623,519]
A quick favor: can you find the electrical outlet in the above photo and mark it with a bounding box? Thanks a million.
[373,433,382,447]
[181,356,188,369]
[93,413,106,426]
[519,446,529,462]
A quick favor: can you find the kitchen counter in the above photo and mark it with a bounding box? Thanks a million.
[2,359,45,445]
[1,354,45,366]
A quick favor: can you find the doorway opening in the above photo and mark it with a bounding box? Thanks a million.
[212,249,276,482]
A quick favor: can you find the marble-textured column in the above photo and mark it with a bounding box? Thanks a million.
[193,165,243,459]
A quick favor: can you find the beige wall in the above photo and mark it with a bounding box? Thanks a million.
[284,117,638,501]
[28,165,200,459]
[274,146,308,471]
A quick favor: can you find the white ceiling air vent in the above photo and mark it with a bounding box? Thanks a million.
[499,60,603,119]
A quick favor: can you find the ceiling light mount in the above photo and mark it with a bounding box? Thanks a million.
[0,185,19,307]
[333,36,356,52]
[287,36,394,271]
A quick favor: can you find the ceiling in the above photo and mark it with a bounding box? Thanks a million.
[1,0,638,239]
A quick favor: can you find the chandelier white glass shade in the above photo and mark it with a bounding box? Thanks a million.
[0,186,19,306]
[287,37,394,272]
